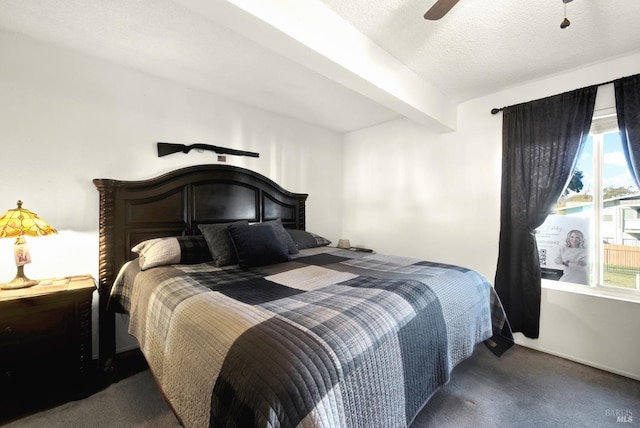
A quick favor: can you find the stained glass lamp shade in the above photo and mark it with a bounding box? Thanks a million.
[0,200,57,289]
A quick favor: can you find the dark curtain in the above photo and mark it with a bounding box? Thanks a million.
[615,74,640,189]
[494,87,597,338]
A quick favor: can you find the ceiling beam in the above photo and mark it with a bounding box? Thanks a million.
[174,0,457,132]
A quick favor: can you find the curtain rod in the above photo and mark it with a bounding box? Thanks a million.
[490,75,625,115]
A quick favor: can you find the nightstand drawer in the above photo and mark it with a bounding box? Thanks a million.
[0,295,73,351]
[0,351,71,382]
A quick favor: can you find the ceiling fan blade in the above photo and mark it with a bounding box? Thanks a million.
[424,0,461,20]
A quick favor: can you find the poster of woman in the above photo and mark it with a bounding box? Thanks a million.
[535,215,590,285]
[554,229,589,284]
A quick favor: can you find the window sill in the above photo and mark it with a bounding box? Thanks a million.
[542,279,640,304]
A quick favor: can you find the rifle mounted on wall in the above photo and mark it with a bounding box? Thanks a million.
[157,142,259,158]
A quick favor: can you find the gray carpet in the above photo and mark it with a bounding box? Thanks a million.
[4,345,639,428]
[413,345,639,427]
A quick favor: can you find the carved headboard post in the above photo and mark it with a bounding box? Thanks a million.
[93,178,118,372]
[298,200,306,231]
[94,179,117,294]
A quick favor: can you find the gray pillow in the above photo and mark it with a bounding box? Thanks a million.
[260,219,299,254]
[198,221,249,266]
[285,229,331,249]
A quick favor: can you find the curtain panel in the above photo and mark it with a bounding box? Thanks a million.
[615,74,640,189]
[494,87,597,338]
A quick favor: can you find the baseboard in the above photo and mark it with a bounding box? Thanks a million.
[516,342,640,381]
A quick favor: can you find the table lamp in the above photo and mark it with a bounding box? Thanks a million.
[0,200,57,289]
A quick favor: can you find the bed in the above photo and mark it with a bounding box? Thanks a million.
[94,164,513,428]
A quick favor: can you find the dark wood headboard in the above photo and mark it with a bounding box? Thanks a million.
[93,164,308,369]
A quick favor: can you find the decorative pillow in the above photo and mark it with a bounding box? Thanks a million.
[285,229,332,249]
[198,221,249,267]
[177,235,214,264]
[227,223,290,268]
[132,235,212,270]
[260,219,299,254]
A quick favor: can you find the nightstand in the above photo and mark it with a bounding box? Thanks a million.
[0,275,96,408]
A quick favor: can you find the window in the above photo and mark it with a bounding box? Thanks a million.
[536,112,640,292]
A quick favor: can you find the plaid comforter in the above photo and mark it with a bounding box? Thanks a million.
[111,247,513,428]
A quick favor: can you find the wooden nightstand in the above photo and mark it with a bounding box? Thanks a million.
[0,275,96,409]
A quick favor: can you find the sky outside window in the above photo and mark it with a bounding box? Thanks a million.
[575,133,639,196]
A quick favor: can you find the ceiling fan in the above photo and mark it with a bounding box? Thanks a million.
[424,0,575,21]
[423,0,459,20]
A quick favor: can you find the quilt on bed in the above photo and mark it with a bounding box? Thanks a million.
[111,247,513,428]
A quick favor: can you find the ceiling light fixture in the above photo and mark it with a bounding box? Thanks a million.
[561,0,572,29]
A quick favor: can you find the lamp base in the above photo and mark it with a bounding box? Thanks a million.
[0,265,38,290]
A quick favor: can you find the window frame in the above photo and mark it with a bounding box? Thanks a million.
[541,107,640,301]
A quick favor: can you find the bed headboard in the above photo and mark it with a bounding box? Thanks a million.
[93,164,307,369]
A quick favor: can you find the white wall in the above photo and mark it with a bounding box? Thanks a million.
[0,30,344,357]
[343,118,501,278]
[343,51,640,380]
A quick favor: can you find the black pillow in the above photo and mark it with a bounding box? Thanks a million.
[285,229,332,249]
[227,223,290,267]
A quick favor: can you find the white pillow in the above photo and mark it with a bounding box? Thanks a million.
[132,237,181,270]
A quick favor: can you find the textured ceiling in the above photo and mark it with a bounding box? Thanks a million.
[1,0,639,133]
[321,0,640,102]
